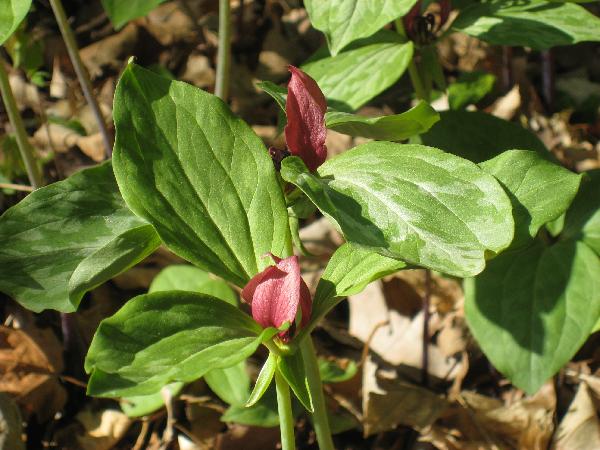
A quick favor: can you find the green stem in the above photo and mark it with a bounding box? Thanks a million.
[215,0,231,101]
[300,338,335,450]
[48,0,112,158]
[0,55,43,189]
[275,369,296,450]
[394,19,429,102]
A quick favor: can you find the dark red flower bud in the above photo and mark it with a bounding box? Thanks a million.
[284,66,328,172]
[241,254,312,342]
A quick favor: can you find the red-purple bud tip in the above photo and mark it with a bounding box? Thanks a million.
[241,254,312,342]
[284,66,328,172]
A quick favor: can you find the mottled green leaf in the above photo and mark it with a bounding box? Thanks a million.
[563,170,600,256]
[85,291,277,397]
[319,359,358,383]
[205,362,251,406]
[448,71,496,110]
[419,110,548,163]
[101,0,166,29]
[325,101,440,140]
[465,239,600,393]
[112,63,291,287]
[452,0,600,49]
[302,31,413,111]
[304,0,418,55]
[0,0,31,45]
[480,150,581,248]
[0,162,160,312]
[222,386,280,427]
[281,143,514,278]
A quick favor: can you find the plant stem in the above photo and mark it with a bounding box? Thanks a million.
[275,369,296,450]
[394,19,429,102]
[215,0,231,101]
[48,0,112,158]
[300,338,335,450]
[422,269,431,387]
[0,55,43,189]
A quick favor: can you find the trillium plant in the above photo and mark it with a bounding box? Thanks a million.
[2,0,600,448]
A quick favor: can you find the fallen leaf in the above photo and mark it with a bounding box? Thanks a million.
[76,409,131,450]
[0,393,25,450]
[552,382,600,450]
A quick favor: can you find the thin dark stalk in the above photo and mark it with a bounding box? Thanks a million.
[0,55,43,188]
[422,269,431,387]
[541,49,554,110]
[48,0,112,158]
[501,46,513,91]
[215,0,232,101]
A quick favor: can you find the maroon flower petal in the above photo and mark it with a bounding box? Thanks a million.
[284,66,328,172]
[242,255,312,340]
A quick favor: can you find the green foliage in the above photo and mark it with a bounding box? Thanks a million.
[246,353,277,407]
[466,157,599,393]
[452,0,600,49]
[85,291,278,397]
[0,162,160,312]
[563,170,600,255]
[120,382,183,418]
[465,239,600,393]
[302,31,413,111]
[0,0,31,45]
[281,143,514,278]
[319,359,358,383]
[480,150,582,249]
[304,0,418,55]
[278,352,313,412]
[325,101,440,141]
[112,63,292,287]
[149,264,237,305]
[419,110,548,163]
[448,71,496,110]
[101,0,166,29]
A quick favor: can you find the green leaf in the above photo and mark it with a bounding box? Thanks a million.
[480,150,582,248]
[309,243,406,329]
[278,352,313,413]
[319,359,358,383]
[205,362,251,406]
[85,291,277,397]
[120,382,183,418]
[302,31,413,111]
[246,352,277,407]
[0,162,160,312]
[281,143,514,278]
[419,110,548,163]
[448,71,496,110]
[563,170,600,256]
[325,101,440,140]
[112,63,292,287]
[257,80,287,112]
[149,264,237,305]
[0,0,31,45]
[465,239,600,393]
[101,0,166,29]
[146,264,246,409]
[304,0,418,55]
[452,0,600,49]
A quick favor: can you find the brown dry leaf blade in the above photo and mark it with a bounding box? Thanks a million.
[552,382,600,450]
[0,326,66,422]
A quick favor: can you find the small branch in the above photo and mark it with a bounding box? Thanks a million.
[0,56,44,189]
[275,369,296,450]
[541,49,554,110]
[215,0,232,101]
[48,0,112,158]
[300,338,335,450]
[422,269,432,387]
[0,182,34,192]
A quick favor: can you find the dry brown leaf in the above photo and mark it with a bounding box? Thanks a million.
[490,85,521,120]
[181,54,216,89]
[215,424,280,450]
[8,73,40,113]
[80,23,140,79]
[75,409,131,450]
[0,326,66,422]
[552,382,600,450]
[141,3,199,46]
[362,356,450,436]
[0,392,25,450]
[348,280,461,380]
